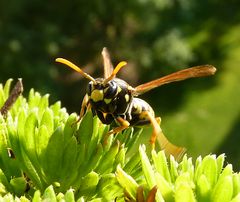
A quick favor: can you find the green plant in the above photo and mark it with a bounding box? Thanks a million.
[0,79,239,201]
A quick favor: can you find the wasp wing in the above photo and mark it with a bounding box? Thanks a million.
[102,47,114,79]
[134,65,216,95]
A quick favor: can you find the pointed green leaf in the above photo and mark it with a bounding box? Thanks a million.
[216,154,225,178]
[3,79,13,99]
[219,164,233,180]
[77,111,93,144]
[124,128,142,154]
[16,109,27,142]
[38,94,49,116]
[139,146,165,202]
[43,127,64,181]
[114,145,126,168]
[86,116,100,160]
[175,182,196,202]
[0,169,12,192]
[169,155,179,182]
[35,125,50,162]
[23,111,38,152]
[40,108,54,134]
[124,151,141,174]
[155,173,174,202]
[61,136,78,183]
[32,190,41,202]
[116,166,138,200]
[211,176,233,202]
[97,173,122,201]
[18,147,43,189]
[20,111,40,170]
[56,192,64,201]
[50,101,61,116]
[19,196,30,202]
[181,155,194,179]
[76,112,93,164]
[64,188,75,202]
[80,143,103,176]
[28,89,41,109]
[78,171,99,197]
[175,173,194,190]
[196,174,211,201]
[63,113,78,141]
[139,145,156,187]
[2,193,15,201]
[201,155,217,187]
[0,84,5,106]
[95,141,119,174]
[152,150,171,183]
[194,156,202,181]
[42,185,57,202]
[0,182,7,195]
[232,173,240,198]
[10,177,27,196]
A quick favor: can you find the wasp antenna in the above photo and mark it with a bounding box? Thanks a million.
[55,58,96,83]
[104,61,127,83]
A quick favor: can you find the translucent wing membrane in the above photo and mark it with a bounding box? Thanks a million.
[134,65,217,95]
[102,47,127,83]
[104,61,127,84]
[102,47,114,79]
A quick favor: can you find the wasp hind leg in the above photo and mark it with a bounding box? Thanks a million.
[143,111,186,160]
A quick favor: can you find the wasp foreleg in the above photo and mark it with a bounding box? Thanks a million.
[79,94,90,119]
[104,116,130,144]
[108,116,130,135]
[71,94,90,126]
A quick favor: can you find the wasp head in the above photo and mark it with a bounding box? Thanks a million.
[87,78,117,102]
[56,58,131,113]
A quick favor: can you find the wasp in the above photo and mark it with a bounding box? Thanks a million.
[56,48,216,159]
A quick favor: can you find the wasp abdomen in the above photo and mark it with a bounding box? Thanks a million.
[128,98,155,126]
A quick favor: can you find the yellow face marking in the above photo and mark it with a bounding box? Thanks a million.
[104,98,112,104]
[103,112,108,119]
[91,89,104,102]
[117,86,122,93]
[125,94,130,102]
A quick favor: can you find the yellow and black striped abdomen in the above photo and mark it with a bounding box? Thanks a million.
[128,98,155,126]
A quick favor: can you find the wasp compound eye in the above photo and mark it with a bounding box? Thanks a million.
[103,81,118,99]
[86,81,93,96]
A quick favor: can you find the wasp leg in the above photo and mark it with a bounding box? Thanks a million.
[108,116,130,135]
[143,111,186,160]
[79,94,90,119]
[155,117,186,160]
[72,94,90,126]
[104,117,130,143]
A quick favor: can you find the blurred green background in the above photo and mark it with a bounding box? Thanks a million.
[0,0,240,169]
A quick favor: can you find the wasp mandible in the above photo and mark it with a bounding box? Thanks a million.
[56,48,216,159]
